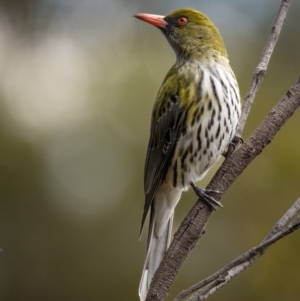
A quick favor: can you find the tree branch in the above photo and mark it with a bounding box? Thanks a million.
[173,198,300,301]
[236,0,291,137]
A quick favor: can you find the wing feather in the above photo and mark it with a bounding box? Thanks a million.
[140,94,185,235]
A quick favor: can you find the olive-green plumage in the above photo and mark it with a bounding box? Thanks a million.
[162,8,227,60]
[134,8,241,300]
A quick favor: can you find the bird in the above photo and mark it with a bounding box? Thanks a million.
[134,8,241,300]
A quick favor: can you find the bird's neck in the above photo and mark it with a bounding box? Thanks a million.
[175,50,228,66]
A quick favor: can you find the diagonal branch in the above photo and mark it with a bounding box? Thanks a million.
[173,198,300,301]
[265,196,300,240]
[236,0,291,137]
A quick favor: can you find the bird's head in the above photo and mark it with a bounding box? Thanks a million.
[134,8,227,62]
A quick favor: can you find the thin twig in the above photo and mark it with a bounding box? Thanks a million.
[173,199,300,301]
[265,196,300,240]
[187,219,300,301]
[236,0,291,137]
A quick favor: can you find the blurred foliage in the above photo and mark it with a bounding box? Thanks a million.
[0,0,300,300]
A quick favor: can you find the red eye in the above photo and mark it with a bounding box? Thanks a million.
[177,17,188,25]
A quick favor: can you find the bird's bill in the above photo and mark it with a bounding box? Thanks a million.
[134,13,167,29]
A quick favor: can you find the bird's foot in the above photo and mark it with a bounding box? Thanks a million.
[222,135,244,158]
[190,182,223,210]
[232,135,244,146]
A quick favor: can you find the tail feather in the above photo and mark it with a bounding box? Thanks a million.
[138,213,173,301]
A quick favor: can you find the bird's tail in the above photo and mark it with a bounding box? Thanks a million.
[138,212,173,301]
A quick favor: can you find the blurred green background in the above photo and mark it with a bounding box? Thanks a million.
[0,0,300,300]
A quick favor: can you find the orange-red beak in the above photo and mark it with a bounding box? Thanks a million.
[134,13,167,29]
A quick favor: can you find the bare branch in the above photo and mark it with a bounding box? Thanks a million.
[265,197,300,240]
[173,199,300,301]
[236,0,291,137]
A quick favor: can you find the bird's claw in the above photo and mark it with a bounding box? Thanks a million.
[222,135,243,157]
[190,182,223,210]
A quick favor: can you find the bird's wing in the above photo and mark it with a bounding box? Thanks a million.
[140,73,186,235]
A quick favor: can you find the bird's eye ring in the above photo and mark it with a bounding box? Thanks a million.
[177,17,188,25]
